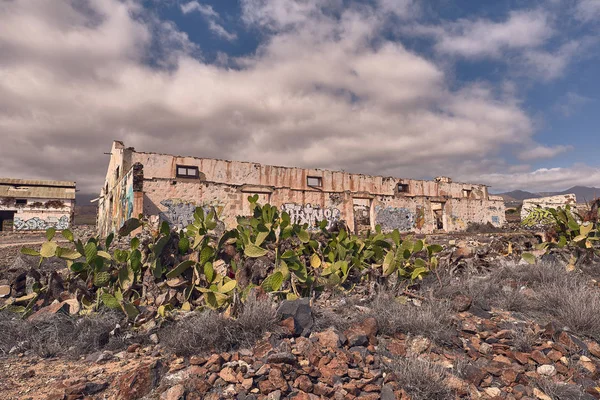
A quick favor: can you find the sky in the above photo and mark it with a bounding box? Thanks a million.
[1,0,600,196]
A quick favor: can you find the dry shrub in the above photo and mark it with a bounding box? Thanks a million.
[389,357,453,400]
[0,311,124,357]
[370,292,454,344]
[511,324,541,352]
[536,379,590,400]
[161,293,278,356]
[533,278,600,340]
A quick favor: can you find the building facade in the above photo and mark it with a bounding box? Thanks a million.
[0,179,76,232]
[97,141,505,237]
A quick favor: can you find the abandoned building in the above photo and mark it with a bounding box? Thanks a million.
[0,179,76,232]
[97,141,506,237]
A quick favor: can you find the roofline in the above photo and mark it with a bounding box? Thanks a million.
[124,146,493,188]
[0,178,76,188]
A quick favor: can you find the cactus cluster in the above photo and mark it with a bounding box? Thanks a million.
[14,196,443,319]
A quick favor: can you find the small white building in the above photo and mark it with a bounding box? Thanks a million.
[0,178,76,232]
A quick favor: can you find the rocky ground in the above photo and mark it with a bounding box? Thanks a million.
[1,227,600,400]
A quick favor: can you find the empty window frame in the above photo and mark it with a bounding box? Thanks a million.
[15,199,27,205]
[176,165,200,178]
[397,183,409,193]
[462,189,472,198]
[307,176,323,187]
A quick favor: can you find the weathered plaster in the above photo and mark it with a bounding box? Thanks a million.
[98,141,506,235]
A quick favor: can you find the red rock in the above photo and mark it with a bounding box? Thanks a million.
[127,344,141,353]
[530,350,550,365]
[546,349,563,362]
[452,294,472,312]
[28,302,70,321]
[512,352,530,365]
[160,384,185,400]
[586,341,600,359]
[313,382,334,396]
[184,378,211,394]
[219,367,238,383]
[558,332,579,352]
[315,329,342,348]
[294,375,314,392]
[115,360,163,400]
[501,369,518,385]
[280,317,296,336]
[189,355,206,365]
[387,339,406,356]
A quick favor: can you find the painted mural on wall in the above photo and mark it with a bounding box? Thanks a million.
[159,199,225,233]
[375,206,415,231]
[111,169,135,233]
[14,215,69,231]
[281,203,341,230]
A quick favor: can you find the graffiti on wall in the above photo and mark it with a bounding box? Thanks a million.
[110,168,135,234]
[159,199,225,232]
[281,203,341,230]
[375,206,415,231]
[14,215,69,231]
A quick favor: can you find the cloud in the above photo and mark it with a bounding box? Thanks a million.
[410,10,553,58]
[180,1,237,41]
[180,1,218,17]
[477,165,600,192]
[575,0,600,21]
[521,40,582,81]
[554,91,594,116]
[0,0,582,196]
[518,144,573,160]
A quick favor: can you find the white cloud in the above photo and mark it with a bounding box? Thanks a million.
[410,10,553,58]
[0,0,583,195]
[477,165,600,192]
[521,41,582,81]
[518,144,573,160]
[180,1,218,17]
[180,1,236,41]
[575,0,600,21]
[554,91,594,116]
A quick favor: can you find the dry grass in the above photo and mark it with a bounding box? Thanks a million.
[536,379,590,400]
[430,260,600,340]
[511,324,541,352]
[0,311,124,358]
[388,357,453,400]
[369,291,454,344]
[161,293,278,356]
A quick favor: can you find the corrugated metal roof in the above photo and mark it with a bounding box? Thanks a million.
[0,178,75,187]
[0,178,76,200]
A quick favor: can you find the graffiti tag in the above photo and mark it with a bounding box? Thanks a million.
[159,199,225,233]
[14,215,69,231]
[375,206,415,231]
[281,203,341,230]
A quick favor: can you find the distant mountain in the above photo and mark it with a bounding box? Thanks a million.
[555,186,600,203]
[496,190,541,202]
[497,186,600,204]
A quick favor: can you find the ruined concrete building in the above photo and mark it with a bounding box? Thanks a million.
[97,141,505,236]
[0,179,76,232]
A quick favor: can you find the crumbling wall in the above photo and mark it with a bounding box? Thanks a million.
[100,141,506,235]
[521,194,577,222]
[0,198,74,231]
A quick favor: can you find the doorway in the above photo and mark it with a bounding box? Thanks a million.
[353,198,371,234]
[431,202,446,231]
[0,211,16,232]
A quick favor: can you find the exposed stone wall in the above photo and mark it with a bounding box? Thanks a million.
[98,141,506,235]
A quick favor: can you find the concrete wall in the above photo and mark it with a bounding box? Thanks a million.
[521,194,578,221]
[0,198,74,231]
[98,141,506,235]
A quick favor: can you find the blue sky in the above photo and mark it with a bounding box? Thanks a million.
[0,0,599,194]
